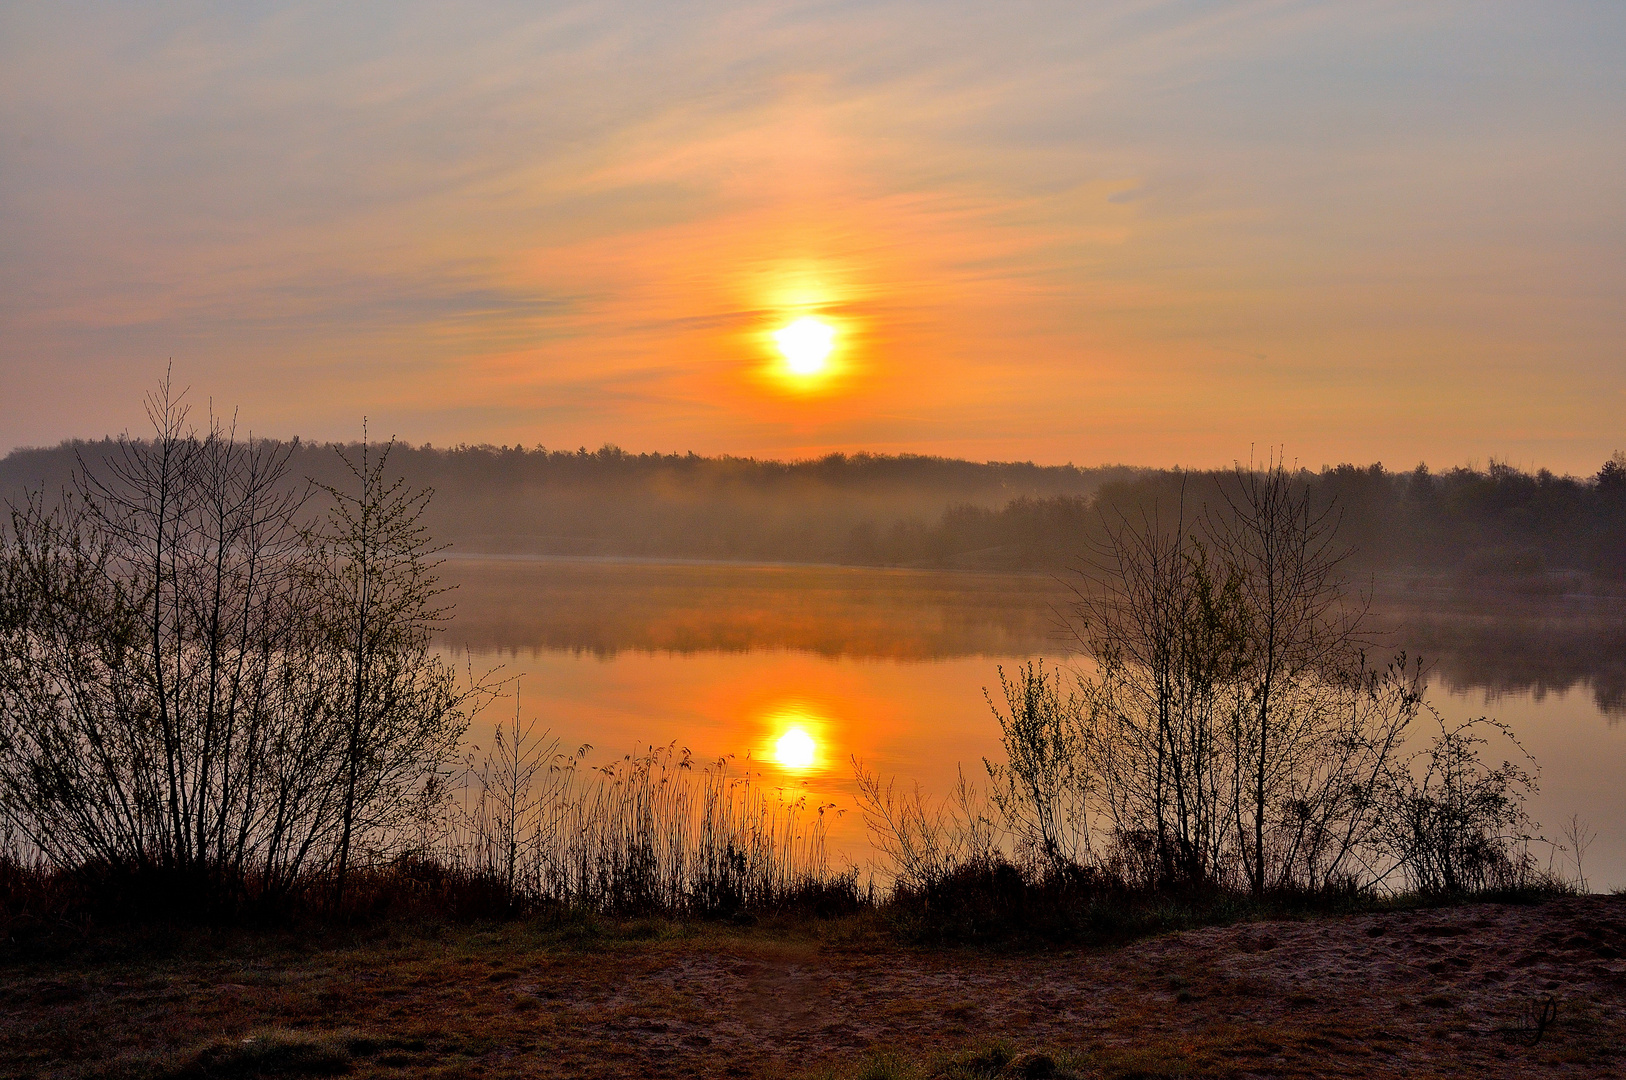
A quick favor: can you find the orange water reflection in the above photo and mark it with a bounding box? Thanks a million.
[448,646,1038,867]
[442,558,1626,885]
[765,706,822,771]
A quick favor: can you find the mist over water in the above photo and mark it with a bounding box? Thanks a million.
[441,557,1626,889]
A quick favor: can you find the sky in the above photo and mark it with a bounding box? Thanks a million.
[2,1,1623,472]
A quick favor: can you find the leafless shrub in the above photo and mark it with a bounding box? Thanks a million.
[853,758,993,890]
[307,427,492,906]
[1209,455,1374,894]
[933,455,1552,903]
[1501,994,1559,1045]
[456,688,563,900]
[1058,460,1426,894]
[1365,709,1541,891]
[983,661,1092,873]
[1562,814,1597,894]
[862,457,1548,907]
[1073,492,1248,888]
[1374,710,1542,894]
[0,380,483,910]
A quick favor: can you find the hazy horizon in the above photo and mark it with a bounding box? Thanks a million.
[5,428,1621,479]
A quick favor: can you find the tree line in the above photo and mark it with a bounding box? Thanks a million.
[849,458,1626,578]
[6,441,1620,579]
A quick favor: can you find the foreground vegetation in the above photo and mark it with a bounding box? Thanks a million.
[0,385,1570,929]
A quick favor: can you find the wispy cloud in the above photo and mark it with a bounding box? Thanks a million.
[2,1,1623,469]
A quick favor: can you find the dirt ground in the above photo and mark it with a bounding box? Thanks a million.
[5,895,1626,1079]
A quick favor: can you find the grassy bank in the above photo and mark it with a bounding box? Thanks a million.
[1,848,1570,952]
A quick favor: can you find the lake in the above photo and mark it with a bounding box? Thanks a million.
[439,556,1626,888]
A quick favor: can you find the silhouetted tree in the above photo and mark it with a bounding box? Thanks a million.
[983,661,1092,872]
[1063,462,1423,893]
[310,430,474,908]
[1071,487,1246,886]
[0,384,480,910]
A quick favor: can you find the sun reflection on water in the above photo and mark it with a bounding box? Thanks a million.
[774,727,816,769]
[764,704,826,772]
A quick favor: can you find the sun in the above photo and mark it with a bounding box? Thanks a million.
[773,727,817,770]
[772,317,835,376]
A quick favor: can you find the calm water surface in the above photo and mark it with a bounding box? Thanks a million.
[440,557,1626,888]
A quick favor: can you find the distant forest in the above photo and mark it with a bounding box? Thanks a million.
[3,441,1623,582]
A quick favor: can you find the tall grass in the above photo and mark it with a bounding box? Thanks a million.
[0,714,859,927]
[438,713,854,918]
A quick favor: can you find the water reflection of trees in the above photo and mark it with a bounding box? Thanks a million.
[441,559,1626,716]
[1379,598,1626,717]
[439,559,1079,661]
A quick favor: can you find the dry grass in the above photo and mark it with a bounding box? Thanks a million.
[6,897,1626,1079]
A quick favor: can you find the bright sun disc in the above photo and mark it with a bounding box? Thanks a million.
[774,727,817,769]
[773,317,835,376]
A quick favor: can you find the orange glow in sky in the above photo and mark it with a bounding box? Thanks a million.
[2,5,1623,472]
